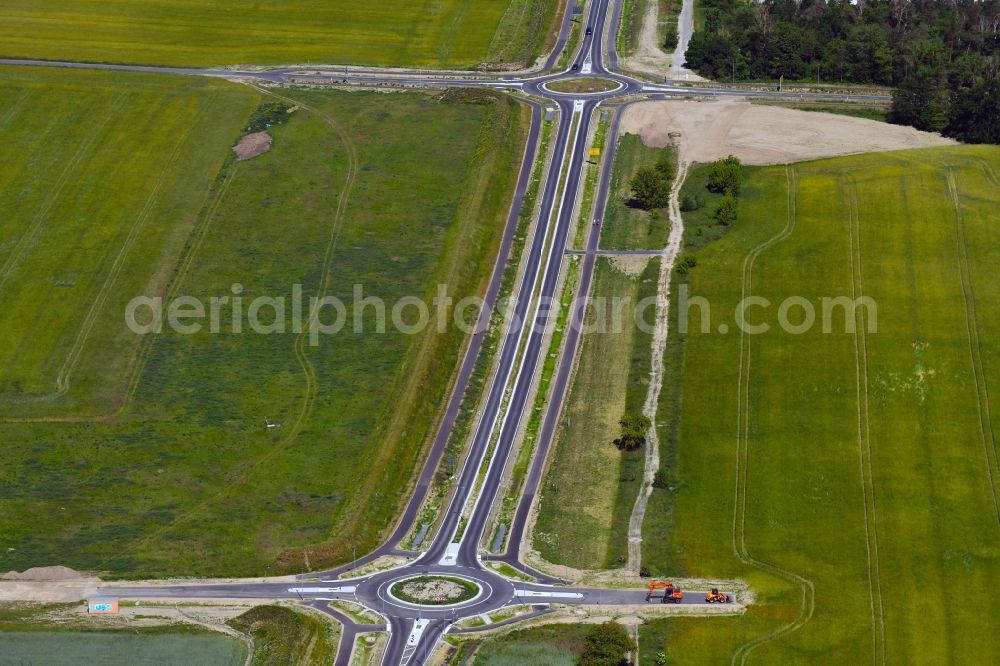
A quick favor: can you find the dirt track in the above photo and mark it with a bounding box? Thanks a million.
[621,99,955,165]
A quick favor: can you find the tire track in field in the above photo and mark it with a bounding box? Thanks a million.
[845,179,887,666]
[947,169,1000,525]
[0,90,29,130]
[731,167,815,666]
[55,102,211,396]
[974,159,999,188]
[0,92,126,296]
[102,87,360,567]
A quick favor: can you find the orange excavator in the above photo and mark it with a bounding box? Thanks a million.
[705,588,731,603]
[646,581,684,604]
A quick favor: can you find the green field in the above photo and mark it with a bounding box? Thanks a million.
[0,0,556,69]
[641,146,1000,663]
[534,257,659,569]
[0,631,246,665]
[0,68,528,577]
[599,133,675,251]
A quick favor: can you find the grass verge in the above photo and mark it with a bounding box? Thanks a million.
[599,133,676,250]
[533,256,661,568]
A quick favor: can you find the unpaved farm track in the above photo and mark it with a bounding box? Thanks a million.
[626,160,689,573]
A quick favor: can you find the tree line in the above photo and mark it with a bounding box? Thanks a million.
[683,0,999,143]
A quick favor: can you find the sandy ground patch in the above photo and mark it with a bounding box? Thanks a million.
[233,131,273,160]
[624,0,704,81]
[621,99,955,165]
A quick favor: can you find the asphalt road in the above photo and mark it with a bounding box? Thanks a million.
[1,0,834,662]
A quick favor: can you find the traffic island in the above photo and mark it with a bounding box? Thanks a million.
[388,576,481,606]
[543,77,623,94]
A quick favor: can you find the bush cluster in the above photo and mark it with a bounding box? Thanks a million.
[579,621,636,666]
[613,412,651,451]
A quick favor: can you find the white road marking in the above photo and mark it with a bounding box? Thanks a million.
[514,590,584,599]
[438,543,460,566]
[287,586,356,594]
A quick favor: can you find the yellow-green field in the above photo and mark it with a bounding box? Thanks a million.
[0,67,528,577]
[0,0,557,69]
[642,146,1000,663]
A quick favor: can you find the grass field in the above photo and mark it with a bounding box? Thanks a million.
[534,257,659,569]
[0,66,257,412]
[599,133,675,251]
[641,146,1000,663]
[0,0,556,69]
[0,69,528,577]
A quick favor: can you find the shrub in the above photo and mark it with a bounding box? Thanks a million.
[680,193,704,211]
[614,412,651,451]
[713,193,739,225]
[652,469,668,489]
[246,102,290,133]
[675,254,697,274]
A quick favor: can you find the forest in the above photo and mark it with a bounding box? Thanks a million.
[684,0,999,143]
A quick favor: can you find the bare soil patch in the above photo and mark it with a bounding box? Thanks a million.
[621,99,955,165]
[233,131,273,161]
[1,566,90,581]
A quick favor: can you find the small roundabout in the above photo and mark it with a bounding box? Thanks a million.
[360,566,516,619]
[388,574,482,607]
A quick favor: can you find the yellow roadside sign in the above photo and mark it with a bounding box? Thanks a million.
[588,147,601,158]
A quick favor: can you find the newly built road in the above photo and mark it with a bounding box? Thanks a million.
[0,0,887,662]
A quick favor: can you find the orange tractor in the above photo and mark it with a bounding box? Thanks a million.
[705,588,731,603]
[646,581,684,604]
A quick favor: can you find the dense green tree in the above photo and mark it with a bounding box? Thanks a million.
[947,71,1000,144]
[630,167,671,209]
